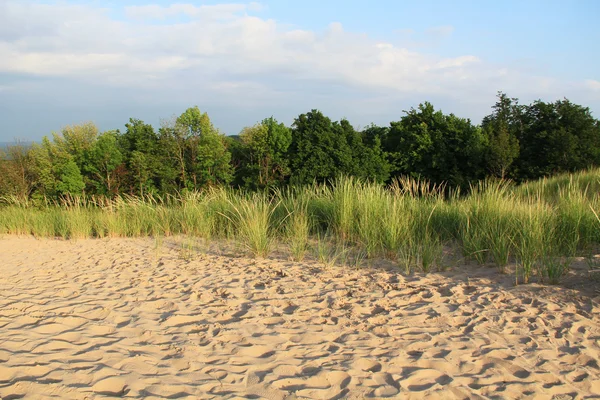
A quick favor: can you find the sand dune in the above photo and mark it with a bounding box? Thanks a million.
[0,237,599,399]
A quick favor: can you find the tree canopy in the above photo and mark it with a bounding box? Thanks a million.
[2,95,599,200]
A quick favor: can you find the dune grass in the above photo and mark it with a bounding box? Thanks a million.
[282,190,311,262]
[3,169,600,284]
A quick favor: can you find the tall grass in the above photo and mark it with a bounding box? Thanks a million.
[353,182,386,258]
[461,180,516,271]
[221,192,279,258]
[282,190,311,262]
[3,169,600,284]
[379,195,410,260]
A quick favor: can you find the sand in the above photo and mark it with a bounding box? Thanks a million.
[0,237,599,399]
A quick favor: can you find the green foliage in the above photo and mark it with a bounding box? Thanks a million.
[121,118,161,195]
[53,122,99,170]
[196,131,234,187]
[56,160,85,196]
[515,98,600,180]
[9,96,600,200]
[0,143,35,200]
[482,92,520,179]
[85,131,123,195]
[284,198,311,262]
[239,117,292,189]
[157,107,233,190]
[176,106,214,138]
[29,136,85,197]
[177,106,220,189]
[289,110,352,185]
[514,205,549,284]
[28,137,57,197]
[288,110,390,185]
[3,95,600,284]
[342,120,390,183]
[386,102,486,188]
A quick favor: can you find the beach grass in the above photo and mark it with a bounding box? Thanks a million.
[3,169,600,284]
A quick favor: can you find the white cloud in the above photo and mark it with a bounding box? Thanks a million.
[0,0,597,136]
[124,3,262,20]
[586,80,600,91]
[434,55,480,70]
[0,3,488,97]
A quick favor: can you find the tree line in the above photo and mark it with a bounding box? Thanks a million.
[1,92,599,200]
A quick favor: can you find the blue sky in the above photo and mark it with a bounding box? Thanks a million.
[0,0,599,141]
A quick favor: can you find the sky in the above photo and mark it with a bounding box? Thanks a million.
[0,0,599,141]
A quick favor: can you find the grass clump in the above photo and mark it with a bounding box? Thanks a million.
[285,202,311,262]
[222,192,278,258]
[313,234,348,268]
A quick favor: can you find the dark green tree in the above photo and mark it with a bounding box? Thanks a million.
[516,98,600,180]
[481,92,521,179]
[85,131,123,195]
[175,106,215,189]
[288,110,354,185]
[120,119,162,195]
[338,119,390,183]
[386,102,486,188]
[362,124,390,148]
[239,117,292,189]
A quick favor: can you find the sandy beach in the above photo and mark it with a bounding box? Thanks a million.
[0,237,599,399]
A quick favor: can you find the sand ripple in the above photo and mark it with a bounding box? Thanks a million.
[0,237,599,399]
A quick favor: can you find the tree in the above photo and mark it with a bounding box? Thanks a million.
[339,119,390,183]
[53,122,99,170]
[485,125,520,179]
[176,106,215,188]
[176,106,214,138]
[159,119,188,190]
[29,137,58,197]
[387,104,436,179]
[515,98,600,180]
[85,131,123,195]
[386,102,486,188]
[159,106,224,190]
[482,92,521,179]
[362,124,390,148]
[288,110,391,185]
[55,159,85,196]
[129,151,153,196]
[0,141,35,200]
[225,135,247,187]
[29,136,85,198]
[120,118,162,195]
[239,117,292,189]
[288,110,354,185]
[195,131,233,187]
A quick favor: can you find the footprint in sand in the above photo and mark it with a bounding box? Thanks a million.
[401,368,452,392]
[238,345,276,359]
[354,359,382,373]
[162,314,205,328]
[31,323,71,335]
[485,357,531,379]
[92,376,128,397]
